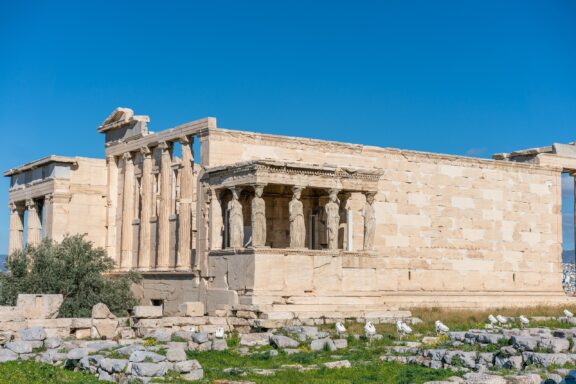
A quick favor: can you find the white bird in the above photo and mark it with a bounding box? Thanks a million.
[400,322,413,336]
[435,320,449,334]
[519,315,530,327]
[335,322,347,335]
[396,320,404,334]
[488,314,498,325]
[564,309,574,318]
[496,315,508,325]
[215,327,225,338]
[364,321,377,338]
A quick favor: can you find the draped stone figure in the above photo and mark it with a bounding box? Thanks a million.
[289,187,306,248]
[251,185,266,247]
[228,188,244,248]
[324,189,340,250]
[363,192,376,251]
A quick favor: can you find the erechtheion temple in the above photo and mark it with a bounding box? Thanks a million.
[4,108,575,316]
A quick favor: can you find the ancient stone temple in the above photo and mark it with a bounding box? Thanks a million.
[5,107,574,316]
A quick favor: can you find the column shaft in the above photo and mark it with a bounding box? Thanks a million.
[26,199,42,246]
[157,142,173,269]
[177,137,193,271]
[120,153,135,270]
[138,148,153,270]
[8,203,24,256]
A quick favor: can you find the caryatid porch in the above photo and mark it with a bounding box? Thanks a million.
[197,160,382,260]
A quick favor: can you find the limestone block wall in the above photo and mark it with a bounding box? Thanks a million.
[204,129,566,311]
[59,158,107,247]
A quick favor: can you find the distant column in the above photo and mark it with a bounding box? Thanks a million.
[177,136,194,271]
[8,202,24,256]
[26,199,42,246]
[138,147,153,270]
[43,194,54,240]
[120,152,135,270]
[209,188,223,251]
[105,155,119,265]
[157,141,173,270]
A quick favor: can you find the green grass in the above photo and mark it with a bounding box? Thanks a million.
[0,361,101,384]
[152,360,455,384]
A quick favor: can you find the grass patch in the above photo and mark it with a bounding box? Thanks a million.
[0,361,101,384]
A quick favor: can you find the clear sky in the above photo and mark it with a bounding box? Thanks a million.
[0,1,575,253]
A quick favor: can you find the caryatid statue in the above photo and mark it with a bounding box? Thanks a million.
[363,192,376,251]
[251,185,266,247]
[289,186,306,248]
[324,189,340,250]
[228,187,244,248]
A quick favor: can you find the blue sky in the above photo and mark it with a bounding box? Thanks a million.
[0,1,575,253]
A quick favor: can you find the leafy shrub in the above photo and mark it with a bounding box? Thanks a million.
[0,235,141,318]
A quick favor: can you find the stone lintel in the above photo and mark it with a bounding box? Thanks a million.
[4,156,78,177]
[201,160,382,193]
[104,117,216,157]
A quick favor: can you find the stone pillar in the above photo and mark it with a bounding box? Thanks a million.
[105,155,119,264]
[43,194,54,240]
[120,152,135,270]
[289,186,306,248]
[251,184,267,247]
[26,199,42,246]
[209,188,223,251]
[157,142,173,270]
[325,188,340,250]
[138,147,153,270]
[177,137,194,271]
[8,202,24,255]
[362,192,376,251]
[228,187,244,248]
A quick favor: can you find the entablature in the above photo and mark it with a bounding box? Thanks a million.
[200,160,382,192]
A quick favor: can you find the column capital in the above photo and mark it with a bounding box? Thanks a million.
[363,191,377,201]
[122,152,134,161]
[229,186,243,199]
[45,193,54,204]
[179,135,193,145]
[252,183,267,191]
[158,141,173,151]
[140,146,152,158]
[25,199,37,209]
[106,154,116,164]
[9,202,24,214]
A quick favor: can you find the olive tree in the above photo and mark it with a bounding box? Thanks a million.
[0,235,140,318]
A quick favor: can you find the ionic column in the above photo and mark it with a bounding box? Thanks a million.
[105,155,120,264]
[43,194,54,240]
[177,137,194,271]
[157,142,173,270]
[138,147,153,270]
[26,199,42,246]
[120,152,135,270]
[8,202,24,256]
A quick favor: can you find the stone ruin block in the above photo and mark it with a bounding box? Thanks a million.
[133,306,163,319]
[178,302,205,317]
[16,294,63,320]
